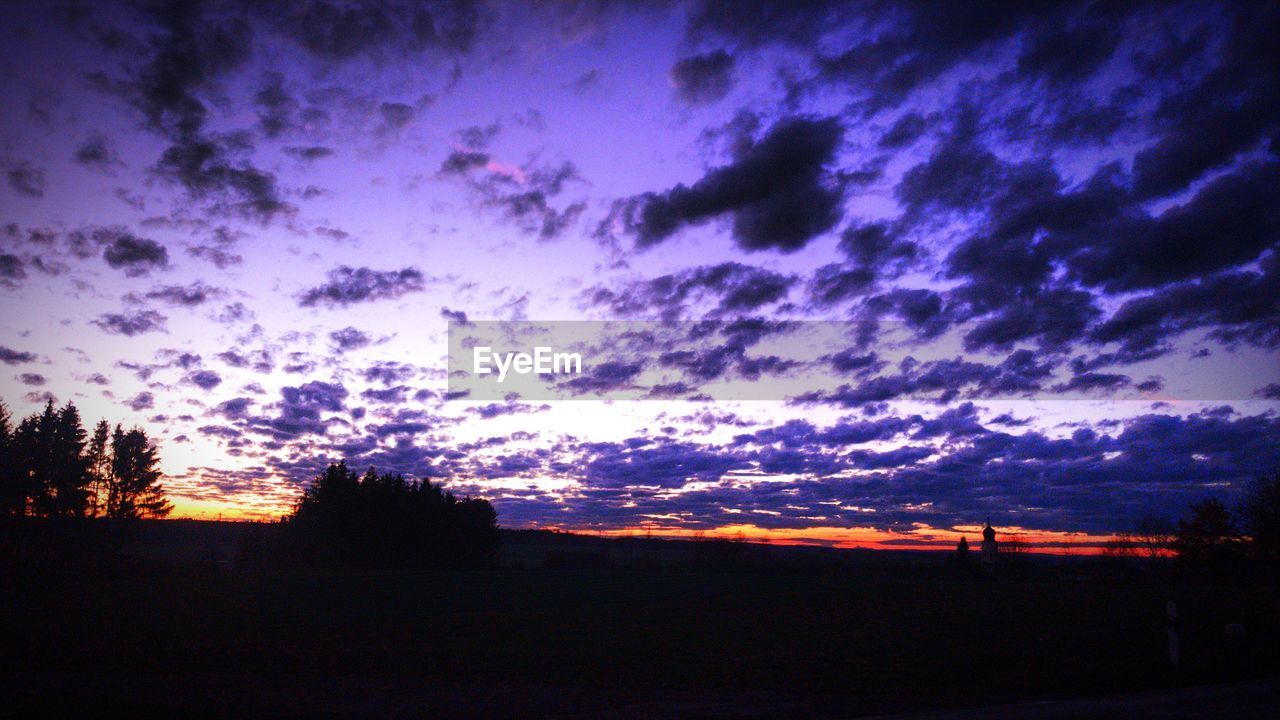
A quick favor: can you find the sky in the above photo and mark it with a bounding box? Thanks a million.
[0,0,1277,551]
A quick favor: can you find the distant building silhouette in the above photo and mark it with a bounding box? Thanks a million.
[981,517,999,565]
[955,536,970,558]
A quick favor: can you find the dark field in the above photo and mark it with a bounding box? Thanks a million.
[2,524,1278,718]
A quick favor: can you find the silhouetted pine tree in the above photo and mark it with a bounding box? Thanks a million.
[13,401,58,515]
[85,419,111,517]
[287,461,499,568]
[48,402,91,517]
[0,400,20,516]
[106,425,172,519]
[1,397,172,520]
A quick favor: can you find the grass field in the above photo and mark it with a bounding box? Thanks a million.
[3,527,1277,718]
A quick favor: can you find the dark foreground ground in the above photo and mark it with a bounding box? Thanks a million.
[2,524,1277,718]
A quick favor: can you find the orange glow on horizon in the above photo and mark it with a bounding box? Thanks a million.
[167,502,1120,555]
[576,522,1120,555]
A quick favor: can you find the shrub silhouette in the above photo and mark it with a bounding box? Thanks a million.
[285,461,499,568]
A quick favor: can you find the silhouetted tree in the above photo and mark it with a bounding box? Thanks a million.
[1107,514,1174,570]
[287,461,499,568]
[106,425,171,519]
[48,402,91,516]
[0,400,21,516]
[8,400,92,517]
[85,419,110,517]
[1240,473,1280,571]
[1174,498,1245,579]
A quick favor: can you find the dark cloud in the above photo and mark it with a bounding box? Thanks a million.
[362,361,417,386]
[586,262,795,320]
[186,370,223,390]
[213,397,253,419]
[669,49,735,105]
[73,134,119,168]
[455,121,501,149]
[561,361,645,395]
[878,113,927,148]
[92,310,167,336]
[568,68,601,93]
[613,116,845,252]
[0,346,37,365]
[439,150,489,174]
[18,373,45,386]
[187,226,243,269]
[126,392,155,411]
[440,153,586,240]
[253,72,299,138]
[88,1,292,221]
[0,254,24,281]
[255,0,481,60]
[798,350,1056,408]
[4,159,45,197]
[581,438,749,488]
[283,145,334,161]
[258,380,349,438]
[102,232,169,276]
[1128,6,1279,200]
[1068,160,1280,293]
[685,1,847,50]
[1089,256,1280,355]
[297,265,429,307]
[154,135,293,221]
[803,222,920,306]
[329,326,372,351]
[440,307,470,325]
[142,282,220,306]
[378,101,416,132]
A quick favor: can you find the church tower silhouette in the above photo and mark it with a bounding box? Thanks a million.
[981,517,998,565]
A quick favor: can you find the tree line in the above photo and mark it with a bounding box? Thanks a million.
[284,461,499,568]
[1107,473,1280,580]
[0,398,171,520]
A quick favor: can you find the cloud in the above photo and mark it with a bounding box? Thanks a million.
[126,392,155,411]
[440,150,490,174]
[586,262,796,320]
[255,380,349,438]
[879,113,927,148]
[141,282,220,306]
[440,307,470,325]
[254,1,482,60]
[4,159,45,197]
[102,232,170,276]
[213,397,253,419]
[297,265,429,307]
[0,346,37,365]
[0,254,24,282]
[329,326,372,351]
[440,154,587,240]
[669,49,735,104]
[283,145,334,161]
[92,311,167,336]
[612,116,845,252]
[186,370,223,390]
[73,134,119,168]
[377,101,417,134]
[253,72,298,138]
[188,226,244,269]
[18,373,45,386]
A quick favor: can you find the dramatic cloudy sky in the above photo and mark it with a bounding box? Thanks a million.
[1,1,1277,549]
